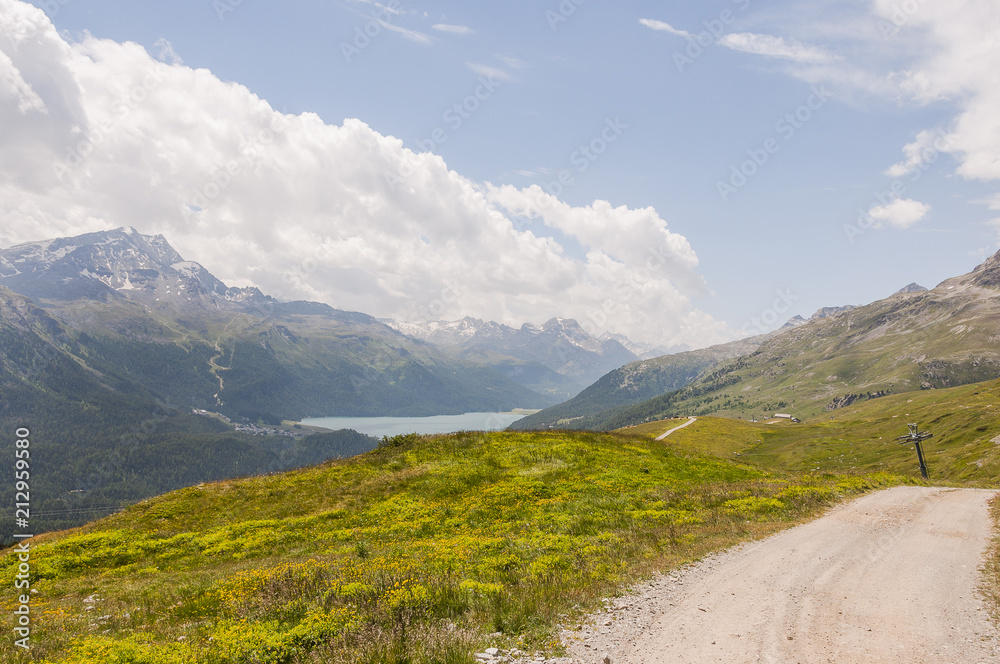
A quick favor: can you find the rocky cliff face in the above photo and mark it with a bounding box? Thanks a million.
[969,251,1000,289]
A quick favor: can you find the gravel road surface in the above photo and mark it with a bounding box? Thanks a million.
[556,486,1000,664]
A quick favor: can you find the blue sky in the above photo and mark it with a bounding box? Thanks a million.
[4,0,999,346]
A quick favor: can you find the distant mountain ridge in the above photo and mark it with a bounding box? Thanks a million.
[529,255,1000,430]
[811,305,856,319]
[381,316,655,401]
[512,269,999,432]
[509,332,774,430]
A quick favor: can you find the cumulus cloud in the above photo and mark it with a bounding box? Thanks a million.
[0,0,727,348]
[884,129,952,178]
[867,198,931,229]
[870,0,1000,183]
[718,33,835,63]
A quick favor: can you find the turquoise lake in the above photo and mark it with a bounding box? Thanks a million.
[300,412,528,438]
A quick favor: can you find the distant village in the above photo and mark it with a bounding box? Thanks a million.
[192,409,308,437]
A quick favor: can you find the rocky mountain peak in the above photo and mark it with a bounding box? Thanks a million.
[970,248,1000,288]
[0,227,268,309]
[782,315,808,329]
[811,305,856,320]
[894,282,928,295]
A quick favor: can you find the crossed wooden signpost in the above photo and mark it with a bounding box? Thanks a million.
[897,423,932,479]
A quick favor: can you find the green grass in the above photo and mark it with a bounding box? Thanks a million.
[625,378,1000,485]
[623,417,767,458]
[0,430,910,663]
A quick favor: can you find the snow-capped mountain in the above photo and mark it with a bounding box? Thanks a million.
[383,315,644,391]
[598,331,684,359]
[384,317,516,345]
[0,226,269,308]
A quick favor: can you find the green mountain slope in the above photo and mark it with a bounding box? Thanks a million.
[0,285,378,539]
[510,334,772,430]
[548,251,1000,430]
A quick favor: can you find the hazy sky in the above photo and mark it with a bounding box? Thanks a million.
[2,0,998,346]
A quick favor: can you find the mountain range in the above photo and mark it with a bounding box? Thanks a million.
[382,316,668,400]
[0,227,662,413]
[514,252,1000,431]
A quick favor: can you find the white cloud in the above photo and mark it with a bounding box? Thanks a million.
[496,54,529,70]
[871,0,1000,183]
[884,129,952,178]
[0,46,44,113]
[639,18,692,38]
[431,23,474,36]
[712,1,999,222]
[718,33,835,63]
[783,1,1000,188]
[348,0,402,16]
[867,198,931,229]
[376,21,432,45]
[0,0,727,348]
[467,62,515,83]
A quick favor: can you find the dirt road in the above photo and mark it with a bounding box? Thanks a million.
[654,417,697,441]
[562,486,1000,664]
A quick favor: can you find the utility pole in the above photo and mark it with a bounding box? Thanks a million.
[896,423,932,479]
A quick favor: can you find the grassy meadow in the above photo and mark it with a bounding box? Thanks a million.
[629,378,1000,485]
[1,427,912,663]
